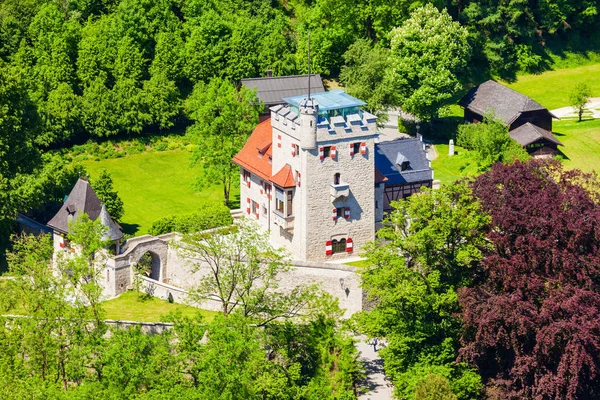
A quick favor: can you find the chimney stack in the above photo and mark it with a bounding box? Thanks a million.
[266,69,273,78]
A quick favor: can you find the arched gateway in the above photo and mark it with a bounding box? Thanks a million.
[127,238,168,282]
[104,235,171,298]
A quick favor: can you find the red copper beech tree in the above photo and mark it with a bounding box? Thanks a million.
[459,160,600,399]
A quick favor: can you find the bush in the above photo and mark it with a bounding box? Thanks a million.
[148,203,233,236]
[153,141,168,152]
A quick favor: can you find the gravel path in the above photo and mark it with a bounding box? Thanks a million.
[551,97,600,119]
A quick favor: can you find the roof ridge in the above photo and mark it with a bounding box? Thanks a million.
[241,74,321,82]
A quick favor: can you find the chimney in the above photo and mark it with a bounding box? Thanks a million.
[266,69,273,78]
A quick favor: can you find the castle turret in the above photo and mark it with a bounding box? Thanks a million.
[299,98,318,150]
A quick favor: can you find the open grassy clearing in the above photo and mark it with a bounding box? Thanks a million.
[431,119,600,184]
[431,144,479,185]
[504,63,600,110]
[102,291,217,322]
[553,118,600,173]
[81,150,238,235]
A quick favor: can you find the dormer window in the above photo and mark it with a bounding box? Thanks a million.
[396,152,410,171]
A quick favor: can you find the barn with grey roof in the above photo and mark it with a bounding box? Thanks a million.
[459,80,557,131]
[459,80,562,158]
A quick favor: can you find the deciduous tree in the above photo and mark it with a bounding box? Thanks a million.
[186,77,261,206]
[359,183,488,399]
[387,4,471,121]
[340,38,393,124]
[91,169,124,222]
[178,220,323,325]
[570,82,592,122]
[460,160,600,399]
[456,113,529,171]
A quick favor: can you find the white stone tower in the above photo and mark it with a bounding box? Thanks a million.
[268,91,379,261]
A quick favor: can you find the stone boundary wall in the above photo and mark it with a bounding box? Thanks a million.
[105,319,174,335]
[102,227,364,317]
[1,314,176,335]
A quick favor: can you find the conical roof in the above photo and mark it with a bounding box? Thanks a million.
[99,204,124,241]
[47,178,123,241]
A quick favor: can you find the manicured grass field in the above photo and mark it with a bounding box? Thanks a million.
[431,144,479,185]
[102,291,217,322]
[345,260,368,268]
[553,118,600,173]
[505,63,600,110]
[81,150,237,235]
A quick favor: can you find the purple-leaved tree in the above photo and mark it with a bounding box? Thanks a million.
[459,160,600,399]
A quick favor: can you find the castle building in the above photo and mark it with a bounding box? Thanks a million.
[234,90,433,262]
[234,90,378,261]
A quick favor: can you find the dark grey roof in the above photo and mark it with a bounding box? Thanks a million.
[509,123,563,147]
[459,80,553,125]
[241,74,325,107]
[47,178,123,240]
[375,139,434,185]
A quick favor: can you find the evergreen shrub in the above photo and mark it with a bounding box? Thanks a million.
[148,203,233,236]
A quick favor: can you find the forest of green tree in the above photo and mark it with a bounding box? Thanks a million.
[1,0,599,147]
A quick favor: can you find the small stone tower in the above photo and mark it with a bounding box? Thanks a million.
[299,98,318,150]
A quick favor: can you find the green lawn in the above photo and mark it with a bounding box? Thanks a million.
[102,291,217,322]
[431,144,479,185]
[553,118,600,173]
[431,119,600,184]
[345,260,368,268]
[505,63,600,110]
[81,150,237,235]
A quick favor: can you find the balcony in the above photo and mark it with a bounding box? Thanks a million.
[330,183,350,202]
[273,211,294,231]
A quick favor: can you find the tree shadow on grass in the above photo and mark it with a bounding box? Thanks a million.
[228,193,240,210]
[556,147,570,161]
[120,222,141,236]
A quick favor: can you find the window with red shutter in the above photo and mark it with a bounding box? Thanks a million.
[360,142,367,155]
[346,238,353,252]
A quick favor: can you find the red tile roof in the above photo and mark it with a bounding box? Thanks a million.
[271,164,296,188]
[375,167,388,184]
[233,118,273,181]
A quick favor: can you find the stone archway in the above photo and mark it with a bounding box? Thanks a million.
[136,251,161,281]
[128,238,169,282]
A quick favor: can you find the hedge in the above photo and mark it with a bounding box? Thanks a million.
[148,203,233,236]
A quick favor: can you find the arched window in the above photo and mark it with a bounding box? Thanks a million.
[332,238,347,254]
[334,173,341,185]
